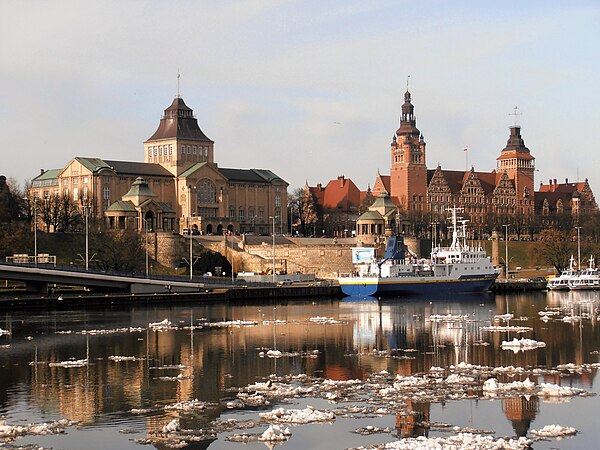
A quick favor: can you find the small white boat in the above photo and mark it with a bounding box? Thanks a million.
[547,255,579,290]
[569,256,600,290]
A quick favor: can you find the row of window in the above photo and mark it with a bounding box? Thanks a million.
[146,145,210,158]
[226,207,282,223]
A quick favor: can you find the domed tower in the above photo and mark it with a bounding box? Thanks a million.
[144,97,214,176]
[389,90,428,213]
[496,117,535,216]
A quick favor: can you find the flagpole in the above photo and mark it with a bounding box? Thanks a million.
[464,147,468,171]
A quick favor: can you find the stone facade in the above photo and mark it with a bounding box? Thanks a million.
[30,96,288,235]
[371,90,595,231]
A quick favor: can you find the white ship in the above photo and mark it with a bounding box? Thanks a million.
[568,256,600,290]
[547,255,579,290]
[338,208,498,297]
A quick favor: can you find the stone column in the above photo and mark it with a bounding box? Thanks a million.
[491,229,499,266]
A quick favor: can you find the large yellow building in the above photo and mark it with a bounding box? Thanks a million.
[30,96,288,235]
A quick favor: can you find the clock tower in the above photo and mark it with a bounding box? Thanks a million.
[389,90,428,213]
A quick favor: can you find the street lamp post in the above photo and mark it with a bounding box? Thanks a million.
[188,185,194,281]
[33,198,38,266]
[145,218,150,278]
[503,224,510,279]
[575,226,582,269]
[83,204,90,271]
[270,216,276,283]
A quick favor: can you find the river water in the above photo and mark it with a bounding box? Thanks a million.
[0,290,599,449]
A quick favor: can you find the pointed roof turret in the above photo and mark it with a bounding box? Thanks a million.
[497,126,534,161]
[122,177,157,206]
[146,97,213,142]
[396,90,420,137]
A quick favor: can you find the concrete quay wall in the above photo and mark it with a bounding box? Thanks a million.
[0,285,342,310]
[197,236,422,280]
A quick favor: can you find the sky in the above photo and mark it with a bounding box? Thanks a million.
[2,0,600,196]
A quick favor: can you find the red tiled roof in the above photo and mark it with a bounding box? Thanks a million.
[310,176,361,211]
[538,181,585,193]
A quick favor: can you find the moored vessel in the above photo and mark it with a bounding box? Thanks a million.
[547,255,579,291]
[568,256,600,290]
[338,208,498,297]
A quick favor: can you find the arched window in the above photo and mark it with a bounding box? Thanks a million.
[197,180,217,204]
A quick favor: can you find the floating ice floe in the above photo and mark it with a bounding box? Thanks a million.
[79,327,143,335]
[353,425,393,435]
[262,319,288,325]
[150,364,187,370]
[48,359,88,368]
[149,319,175,331]
[483,377,536,393]
[309,316,342,324]
[556,362,600,373]
[203,320,258,327]
[501,338,546,352]
[108,355,137,362]
[531,424,577,437]
[356,432,532,449]
[538,383,587,397]
[259,406,335,423]
[481,326,532,333]
[445,374,476,384]
[494,313,514,322]
[258,424,291,441]
[161,419,180,433]
[428,314,468,322]
[0,419,77,439]
[164,399,206,411]
[0,328,10,336]
[158,373,193,382]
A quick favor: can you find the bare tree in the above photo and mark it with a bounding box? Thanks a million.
[300,186,318,236]
[539,229,574,271]
[58,193,81,232]
[91,229,145,273]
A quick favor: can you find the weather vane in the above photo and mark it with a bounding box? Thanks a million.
[509,106,522,127]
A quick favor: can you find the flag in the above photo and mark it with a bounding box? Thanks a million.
[463,147,468,152]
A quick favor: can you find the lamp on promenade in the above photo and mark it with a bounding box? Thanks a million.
[503,224,510,279]
[145,218,151,278]
[34,198,38,266]
[270,216,276,283]
[188,185,195,281]
[574,226,581,269]
[83,203,90,271]
[24,196,38,266]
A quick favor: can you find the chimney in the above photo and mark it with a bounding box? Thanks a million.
[40,169,45,175]
[338,175,345,187]
[566,178,569,184]
[554,179,557,185]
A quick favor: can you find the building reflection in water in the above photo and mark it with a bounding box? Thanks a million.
[502,396,538,437]
[396,400,431,438]
[0,291,598,447]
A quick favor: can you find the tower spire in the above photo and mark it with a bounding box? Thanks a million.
[406,74,410,92]
[177,70,181,98]
[509,106,522,127]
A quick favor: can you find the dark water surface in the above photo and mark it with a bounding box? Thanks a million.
[0,290,599,449]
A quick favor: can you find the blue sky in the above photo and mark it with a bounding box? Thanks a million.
[2,0,599,196]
